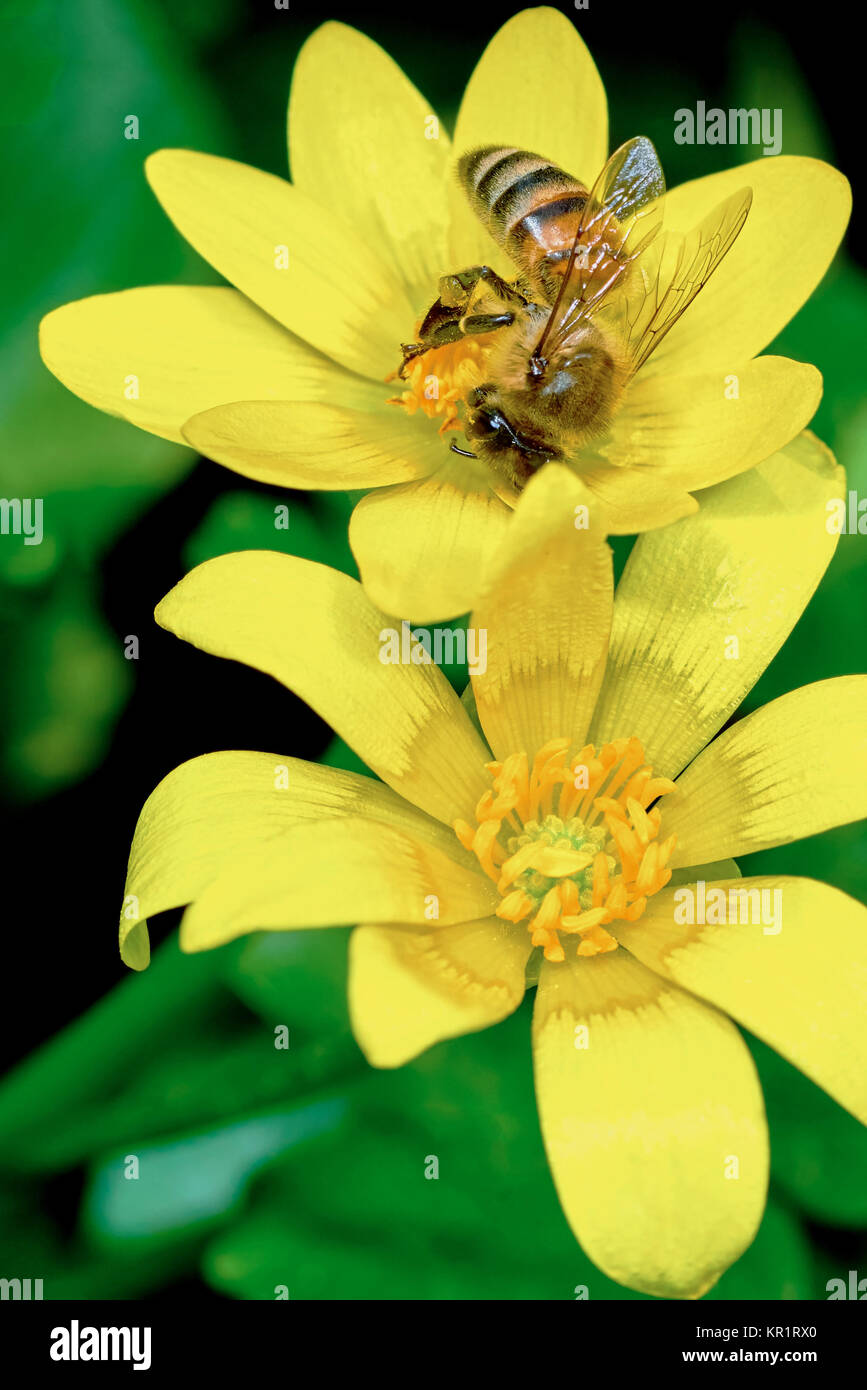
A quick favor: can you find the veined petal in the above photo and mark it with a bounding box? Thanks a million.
[39,286,370,443]
[646,156,851,375]
[349,916,531,1067]
[119,751,461,970]
[449,7,608,271]
[471,465,613,761]
[532,949,768,1299]
[617,877,867,1125]
[665,677,867,866]
[349,461,512,622]
[590,432,844,780]
[181,400,441,490]
[179,818,497,953]
[289,22,450,306]
[603,357,822,493]
[579,465,698,534]
[145,149,413,379]
[155,551,491,826]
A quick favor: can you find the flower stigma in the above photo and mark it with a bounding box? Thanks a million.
[454,738,678,962]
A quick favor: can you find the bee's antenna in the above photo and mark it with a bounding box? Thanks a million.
[450,440,478,458]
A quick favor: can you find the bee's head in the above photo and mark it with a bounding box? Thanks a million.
[457,385,561,499]
[464,386,559,464]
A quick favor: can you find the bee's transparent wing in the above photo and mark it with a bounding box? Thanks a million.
[532,136,665,363]
[609,186,753,373]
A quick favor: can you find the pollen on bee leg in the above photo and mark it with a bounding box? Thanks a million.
[387,333,492,438]
[455,736,678,964]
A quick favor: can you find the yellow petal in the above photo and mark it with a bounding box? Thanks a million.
[155,551,490,826]
[449,7,607,270]
[604,356,823,492]
[179,818,497,952]
[349,916,531,1067]
[39,286,369,444]
[645,156,851,374]
[119,750,464,970]
[145,149,413,379]
[181,400,441,490]
[590,431,844,779]
[617,877,867,1124]
[669,859,741,888]
[289,22,450,305]
[580,466,698,534]
[471,465,613,761]
[665,677,867,866]
[349,460,512,622]
[532,950,768,1298]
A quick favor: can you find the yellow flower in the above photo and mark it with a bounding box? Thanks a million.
[39,10,849,621]
[120,431,867,1299]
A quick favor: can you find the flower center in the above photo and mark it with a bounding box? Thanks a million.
[454,737,678,962]
[387,334,495,436]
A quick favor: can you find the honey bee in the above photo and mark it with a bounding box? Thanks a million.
[399,137,752,499]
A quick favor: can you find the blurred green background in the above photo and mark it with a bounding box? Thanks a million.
[0,0,864,1300]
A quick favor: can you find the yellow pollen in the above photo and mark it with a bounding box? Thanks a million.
[386,333,494,435]
[455,738,677,964]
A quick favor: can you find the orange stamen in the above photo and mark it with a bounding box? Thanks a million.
[454,736,677,963]
[387,334,495,436]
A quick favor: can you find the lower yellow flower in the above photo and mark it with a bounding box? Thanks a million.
[120,432,867,1299]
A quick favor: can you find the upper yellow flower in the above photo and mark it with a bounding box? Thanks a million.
[119,431,867,1299]
[40,9,850,621]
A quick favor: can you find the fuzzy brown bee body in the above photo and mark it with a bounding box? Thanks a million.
[400,137,752,501]
[465,310,630,483]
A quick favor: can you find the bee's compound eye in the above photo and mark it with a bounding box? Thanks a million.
[466,410,493,440]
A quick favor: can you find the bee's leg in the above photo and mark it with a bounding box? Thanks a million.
[400,274,520,376]
[439,266,527,310]
[410,296,467,346]
[460,311,515,335]
[399,302,466,374]
[474,267,528,306]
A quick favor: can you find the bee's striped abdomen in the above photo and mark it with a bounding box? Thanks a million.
[458,147,589,302]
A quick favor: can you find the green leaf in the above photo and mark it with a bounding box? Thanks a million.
[0,0,231,565]
[1,571,132,797]
[184,490,357,576]
[0,0,235,793]
[708,1194,814,1300]
[730,23,832,163]
[747,1032,867,1227]
[203,1005,648,1300]
[219,927,357,1043]
[0,935,227,1164]
[83,1098,348,1246]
